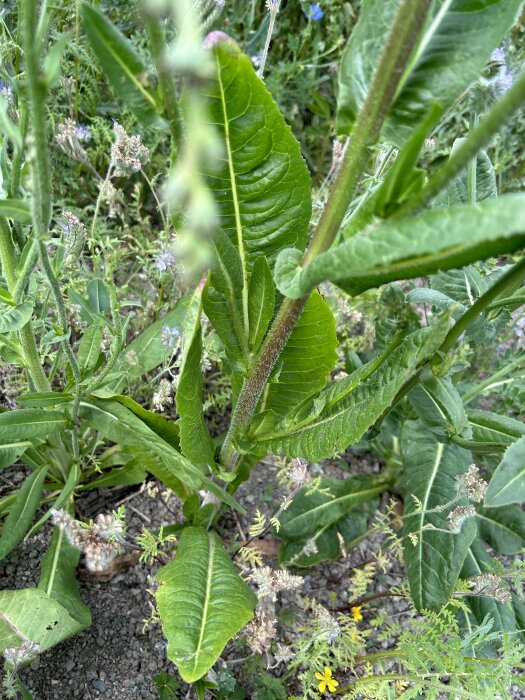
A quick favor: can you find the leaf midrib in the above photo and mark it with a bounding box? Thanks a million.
[193,533,215,675]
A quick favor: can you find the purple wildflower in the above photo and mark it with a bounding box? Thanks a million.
[0,80,12,101]
[161,325,181,348]
[75,123,92,141]
[490,48,506,65]
[154,249,175,273]
[306,3,323,20]
[494,65,513,96]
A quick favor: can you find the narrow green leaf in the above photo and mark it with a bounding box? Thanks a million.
[17,392,74,408]
[176,288,215,467]
[114,395,180,449]
[248,257,275,352]
[260,291,337,417]
[0,301,33,333]
[0,441,32,469]
[467,409,525,448]
[0,409,67,440]
[156,527,257,682]
[0,467,48,561]
[401,421,476,611]
[254,324,448,461]
[476,505,525,556]
[27,463,81,538]
[38,521,91,627]
[80,460,147,490]
[0,588,86,654]
[337,0,522,144]
[78,321,104,371]
[81,3,163,127]
[275,195,525,299]
[485,436,525,506]
[0,94,22,149]
[87,278,110,314]
[408,373,471,441]
[0,199,32,223]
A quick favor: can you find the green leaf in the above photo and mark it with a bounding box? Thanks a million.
[87,278,110,314]
[17,392,74,408]
[27,463,81,538]
[81,460,147,489]
[433,141,497,208]
[461,539,523,640]
[467,409,525,448]
[78,399,242,512]
[0,409,67,440]
[78,321,104,372]
[401,420,476,611]
[0,588,87,655]
[38,522,91,627]
[0,199,32,223]
[337,0,522,144]
[0,467,48,561]
[254,324,448,461]
[485,436,525,506]
[476,505,525,556]
[114,395,180,449]
[154,673,181,699]
[260,291,337,417]
[275,195,525,299]
[176,287,215,467]
[81,3,163,127]
[408,373,471,441]
[248,257,275,353]
[156,527,257,682]
[0,441,32,469]
[0,301,33,333]
[204,37,311,353]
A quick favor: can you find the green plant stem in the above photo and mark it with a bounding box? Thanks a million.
[220,0,433,468]
[144,14,182,158]
[258,3,280,79]
[396,69,525,217]
[13,240,38,303]
[8,102,29,250]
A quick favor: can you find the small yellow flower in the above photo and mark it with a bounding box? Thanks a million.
[351,605,363,622]
[315,667,339,694]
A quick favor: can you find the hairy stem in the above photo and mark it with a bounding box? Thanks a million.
[221,0,433,468]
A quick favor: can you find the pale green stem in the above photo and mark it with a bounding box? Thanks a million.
[258,3,280,79]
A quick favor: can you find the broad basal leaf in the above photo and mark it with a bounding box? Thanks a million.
[476,505,525,556]
[156,527,256,682]
[337,0,522,145]
[0,302,34,333]
[275,195,525,299]
[176,287,215,467]
[203,35,311,354]
[81,3,163,127]
[485,436,525,507]
[254,324,448,462]
[402,420,476,611]
[0,467,48,561]
[257,291,337,418]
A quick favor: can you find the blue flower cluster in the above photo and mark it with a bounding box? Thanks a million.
[305,3,323,21]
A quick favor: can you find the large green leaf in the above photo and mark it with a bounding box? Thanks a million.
[337,0,522,144]
[476,505,525,556]
[253,324,448,461]
[176,288,215,467]
[0,301,34,333]
[274,195,525,299]
[81,3,163,127]
[401,421,476,611]
[258,291,337,417]
[0,467,48,561]
[156,527,257,682]
[461,539,523,641]
[78,399,242,512]
[484,436,525,506]
[203,36,311,351]
[0,409,67,440]
[38,523,91,627]
[0,588,86,654]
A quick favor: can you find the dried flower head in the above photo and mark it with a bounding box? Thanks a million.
[469,573,510,603]
[245,608,277,654]
[288,457,310,485]
[315,605,341,644]
[152,378,173,412]
[248,566,303,601]
[447,505,476,534]
[55,118,91,163]
[456,464,488,503]
[110,122,149,176]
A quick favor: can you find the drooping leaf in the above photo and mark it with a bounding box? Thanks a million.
[275,195,525,299]
[81,3,163,127]
[0,301,34,333]
[401,420,476,611]
[38,521,91,627]
[408,373,471,441]
[248,256,275,353]
[254,324,449,461]
[0,588,87,654]
[0,199,32,223]
[78,399,242,512]
[484,436,525,506]
[461,539,523,641]
[259,291,337,417]
[176,287,215,467]
[476,505,525,556]
[337,0,522,144]
[0,467,48,561]
[0,409,67,440]
[156,527,257,682]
